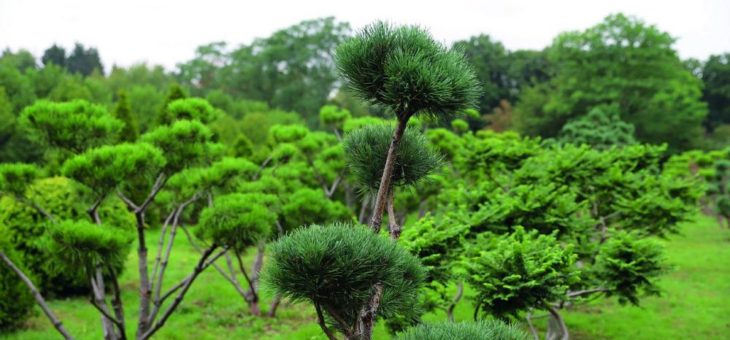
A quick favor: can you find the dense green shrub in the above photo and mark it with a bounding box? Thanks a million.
[397,320,528,340]
[593,231,665,305]
[0,228,35,331]
[0,177,134,295]
[462,227,579,319]
[264,223,426,336]
[558,105,637,149]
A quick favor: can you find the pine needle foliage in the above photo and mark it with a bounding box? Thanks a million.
[61,143,166,195]
[19,99,124,153]
[397,320,528,340]
[335,22,480,119]
[264,223,426,333]
[280,188,352,231]
[160,98,220,125]
[344,124,442,191]
[196,193,275,250]
[0,163,39,196]
[141,120,218,172]
[45,219,133,278]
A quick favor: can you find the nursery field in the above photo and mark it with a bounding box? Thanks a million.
[6,214,728,340]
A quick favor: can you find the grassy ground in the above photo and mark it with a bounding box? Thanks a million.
[4,214,729,339]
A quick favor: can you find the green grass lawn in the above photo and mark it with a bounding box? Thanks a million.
[4,214,729,339]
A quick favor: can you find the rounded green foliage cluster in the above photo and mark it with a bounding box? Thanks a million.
[319,105,351,128]
[0,230,35,331]
[558,105,637,149]
[0,163,39,196]
[141,120,218,172]
[468,183,592,237]
[344,125,442,191]
[161,98,220,124]
[197,193,275,250]
[342,116,387,133]
[397,320,528,340]
[593,231,665,305]
[19,99,123,152]
[264,223,426,329]
[61,142,166,195]
[336,22,480,118]
[463,227,579,318]
[268,124,310,145]
[450,119,469,134]
[281,188,352,230]
[45,220,133,277]
[0,177,134,295]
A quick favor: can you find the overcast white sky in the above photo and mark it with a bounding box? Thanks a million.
[1,0,729,71]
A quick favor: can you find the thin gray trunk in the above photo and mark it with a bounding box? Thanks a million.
[369,118,408,232]
[0,251,74,339]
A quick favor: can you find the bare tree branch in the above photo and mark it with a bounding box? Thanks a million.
[0,251,73,339]
[315,303,337,340]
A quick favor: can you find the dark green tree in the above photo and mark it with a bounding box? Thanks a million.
[558,105,637,149]
[336,21,480,232]
[514,13,706,153]
[42,44,67,68]
[114,91,139,141]
[702,53,730,131]
[66,43,104,77]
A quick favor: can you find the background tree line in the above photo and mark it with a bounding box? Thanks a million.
[1,14,729,164]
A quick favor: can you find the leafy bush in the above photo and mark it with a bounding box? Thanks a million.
[0,177,134,295]
[558,105,637,149]
[0,228,35,331]
[462,227,579,319]
[397,320,528,340]
[593,231,666,305]
[264,223,426,334]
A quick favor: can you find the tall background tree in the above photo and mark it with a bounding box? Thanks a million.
[514,13,707,153]
[66,43,104,77]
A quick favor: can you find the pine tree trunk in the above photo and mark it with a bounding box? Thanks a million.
[369,118,408,232]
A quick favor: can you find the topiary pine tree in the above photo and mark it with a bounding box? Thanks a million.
[317,22,479,339]
[8,97,250,340]
[336,21,480,232]
[264,223,425,340]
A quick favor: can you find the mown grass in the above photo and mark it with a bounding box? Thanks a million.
[4,214,729,339]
